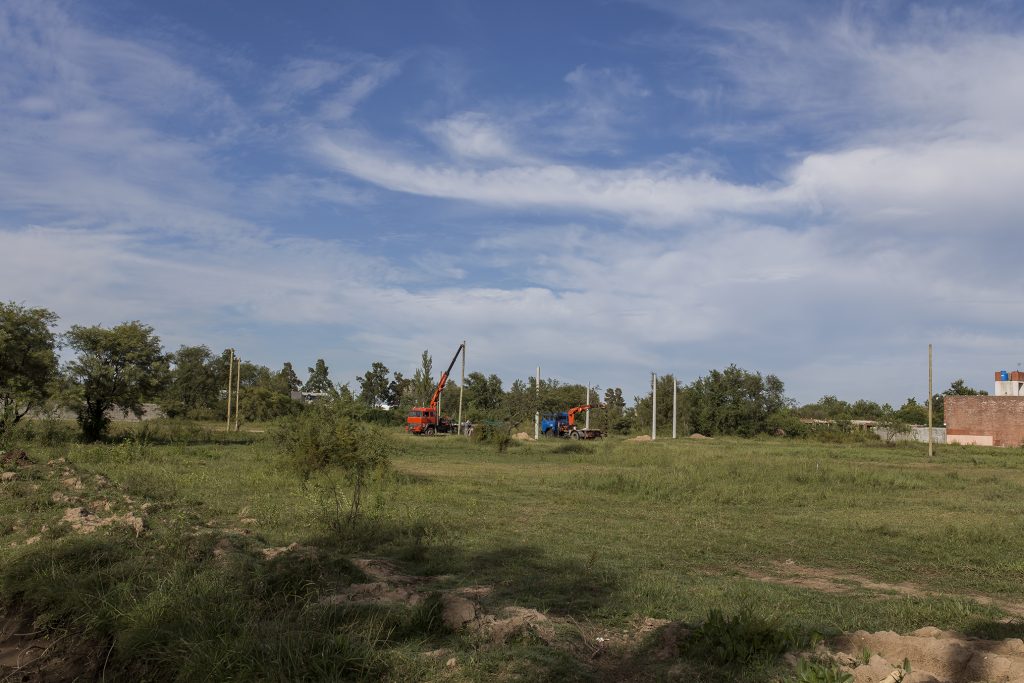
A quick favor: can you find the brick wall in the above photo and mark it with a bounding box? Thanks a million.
[945,396,1024,447]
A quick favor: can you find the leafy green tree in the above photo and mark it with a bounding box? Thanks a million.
[895,397,928,426]
[303,359,333,393]
[276,362,302,393]
[411,350,434,405]
[850,399,883,420]
[797,395,853,421]
[357,362,391,407]
[160,345,220,419]
[385,371,410,409]
[0,302,59,434]
[601,386,630,434]
[66,321,169,441]
[238,386,301,421]
[463,371,504,418]
[681,365,789,437]
[877,403,911,444]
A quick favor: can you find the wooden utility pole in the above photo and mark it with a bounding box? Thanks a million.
[534,366,540,440]
[651,372,657,441]
[928,343,933,458]
[457,340,465,435]
[225,348,234,432]
[234,356,241,431]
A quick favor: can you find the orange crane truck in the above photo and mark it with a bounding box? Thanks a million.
[545,404,604,439]
[405,343,465,435]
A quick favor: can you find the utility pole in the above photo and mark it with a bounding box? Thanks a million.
[586,384,590,430]
[234,355,241,431]
[457,340,466,435]
[672,374,677,439]
[534,366,540,440]
[225,348,234,432]
[928,343,933,458]
[651,372,657,441]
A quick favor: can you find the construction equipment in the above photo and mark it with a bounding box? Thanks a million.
[406,343,465,435]
[542,404,604,440]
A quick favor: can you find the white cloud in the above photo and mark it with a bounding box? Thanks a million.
[423,112,525,162]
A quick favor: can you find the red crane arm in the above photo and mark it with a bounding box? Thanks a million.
[567,404,601,427]
[428,343,465,410]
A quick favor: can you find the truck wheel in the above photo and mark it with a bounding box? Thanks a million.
[570,431,580,440]
[425,426,436,436]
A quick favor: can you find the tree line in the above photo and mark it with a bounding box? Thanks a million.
[1,302,986,443]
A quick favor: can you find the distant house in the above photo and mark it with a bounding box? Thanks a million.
[945,371,1024,447]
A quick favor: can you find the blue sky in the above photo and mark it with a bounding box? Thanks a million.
[3,0,1024,405]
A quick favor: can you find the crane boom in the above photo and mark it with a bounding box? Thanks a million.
[428,343,465,410]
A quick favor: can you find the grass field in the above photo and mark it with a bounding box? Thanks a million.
[2,426,1024,681]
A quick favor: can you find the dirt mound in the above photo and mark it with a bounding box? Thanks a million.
[830,628,1024,682]
[631,435,652,441]
[0,449,33,467]
[61,506,145,536]
[689,433,711,439]
[512,432,533,441]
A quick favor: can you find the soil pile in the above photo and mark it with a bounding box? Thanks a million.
[830,627,1024,683]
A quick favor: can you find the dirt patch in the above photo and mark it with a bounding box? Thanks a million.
[61,507,145,536]
[828,627,1024,682]
[689,433,711,439]
[631,435,652,442]
[512,432,533,441]
[320,582,425,607]
[0,611,100,682]
[744,561,1024,618]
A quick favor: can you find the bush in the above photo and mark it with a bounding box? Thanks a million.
[471,421,513,452]
[272,406,396,517]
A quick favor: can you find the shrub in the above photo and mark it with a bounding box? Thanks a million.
[471,421,513,452]
[273,406,396,517]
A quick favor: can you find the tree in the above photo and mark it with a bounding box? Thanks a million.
[66,321,168,441]
[682,365,789,437]
[159,345,220,419]
[276,362,301,393]
[895,397,928,426]
[411,350,434,405]
[357,362,391,407]
[877,404,911,444]
[601,386,629,434]
[303,359,333,393]
[0,302,59,434]
[385,371,410,409]
[463,372,504,418]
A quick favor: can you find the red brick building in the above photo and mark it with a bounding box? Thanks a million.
[945,395,1024,447]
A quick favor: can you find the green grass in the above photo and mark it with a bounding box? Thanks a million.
[2,429,1024,680]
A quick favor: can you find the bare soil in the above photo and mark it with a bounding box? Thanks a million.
[745,561,1024,618]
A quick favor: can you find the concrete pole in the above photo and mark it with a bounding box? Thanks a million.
[534,366,540,440]
[672,374,677,439]
[651,372,657,441]
[457,340,466,435]
[928,343,933,458]
[585,384,590,430]
[225,348,234,432]
[234,356,241,431]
